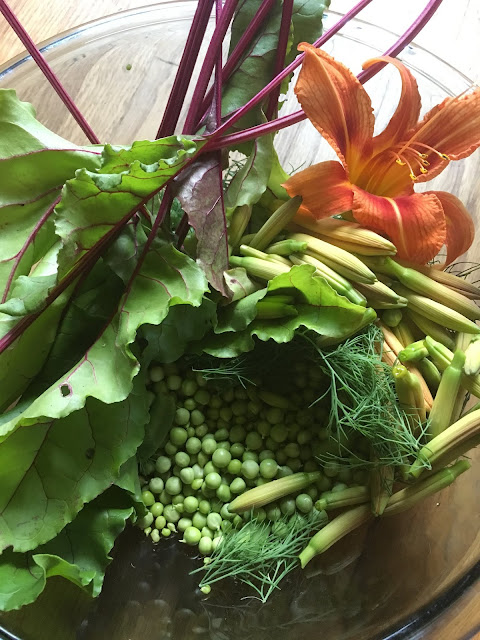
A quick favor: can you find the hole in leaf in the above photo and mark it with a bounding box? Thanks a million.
[60,384,71,397]
[85,448,95,460]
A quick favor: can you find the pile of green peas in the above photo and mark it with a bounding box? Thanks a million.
[139,360,367,556]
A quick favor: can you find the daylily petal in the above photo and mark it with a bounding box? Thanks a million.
[426,190,475,265]
[403,88,480,182]
[295,44,375,178]
[351,186,445,264]
[364,56,421,155]
[283,160,353,220]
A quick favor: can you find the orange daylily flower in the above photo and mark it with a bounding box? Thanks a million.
[284,44,480,265]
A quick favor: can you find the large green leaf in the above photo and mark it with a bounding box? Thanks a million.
[55,138,201,278]
[201,265,376,357]
[0,379,147,553]
[0,487,134,612]
[0,242,207,441]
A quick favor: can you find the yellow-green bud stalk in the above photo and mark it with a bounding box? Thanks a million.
[394,321,416,348]
[425,336,480,399]
[407,310,456,350]
[229,256,291,280]
[289,217,396,254]
[315,486,369,512]
[239,232,256,245]
[229,472,322,513]
[428,350,466,439]
[228,204,252,248]
[393,363,426,427]
[382,258,480,320]
[416,358,441,394]
[398,341,429,363]
[382,309,403,327]
[290,233,377,284]
[370,464,394,516]
[266,239,308,255]
[355,281,407,306]
[255,300,298,319]
[396,259,480,300]
[250,196,302,251]
[385,460,470,516]
[408,408,480,479]
[428,432,480,473]
[299,505,372,567]
[393,285,480,334]
[290,253,367,307]
[464,336,480,376]
[317,236,395,256]
[239,244,291,266]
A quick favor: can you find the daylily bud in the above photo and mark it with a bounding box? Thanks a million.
[428,350,466,439]
[464,337,480,376]
[398,341,429,363]
[290,253,367,307]
[370,465,394,517]
[315,486,369,512]
[290,233,377,284]
[382,309,403,327]
[289,217,396,254]
[266,239,308,255]
[407,310,456,350]
[228,204,252,248]
[394,284,480,334]
[397,260,480,300]
[239,244,292,266]
[354,281,406,306]
[416,358,441,394]
[229,256,291,280]
[250,196,302,251]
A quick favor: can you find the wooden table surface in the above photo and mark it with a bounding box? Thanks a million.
[0,1,479,639]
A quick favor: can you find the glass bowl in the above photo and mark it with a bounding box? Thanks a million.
[0,4,479,639]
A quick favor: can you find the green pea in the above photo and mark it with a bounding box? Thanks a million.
[332,482,349,493]
[338,467,353,484]
[175,451,190,468]
[182,379,198,397]
[151,502,164,518]
[183,484,195,497]
[164,505,181,523]
[229,425,246,443]
[186,426,195,438]
[171,496,183,507]
[270,424,288,443]
[184,526,202,546]
[295,493,313,513]
[216,484,231,502]
[214,428,229,441]
[201,485,216,499]
[155,455,171,474]
[138,512,154,529]
[205,472,222,490]
[280,498,296,516]
[245,432,263,451]
[170,427,188,446]
[194,390,210,406]
[284,442,300,458]
[303,459,319,473]
[316,475,332,492]
[230,477,247,494]
[184,398,196,411]
[150,528,161,543]
[233,515,243,528]
[265,437,280,452]
[287,457,302,472]
[256,477,269,487]
[212,448,231,469]
[192,464,204,479]
[265,407,284,425]
[242,451,258,462]
[324,461,340,477]
[159,489,172,505]
[165,476,182,496]
[178,517,193,532]
[141,490,155,507]
[211,395,223,409]
[266,505,282,522]
[212,536,223,551]
[198,537,212,555]
[149,365,165,382]
[175,408,190,426]
[198,499,211,515]
[183,496,199,513]
[180,467,195,485]
[203,461,217,476]
[211,501,223,513]
[306,485,318,500]
[216,441,230,451]
[167,375,182,391]
[164,441,178,457]
[197,451,209,467]
[161,527,172,538]
[259,458,278,479]
[208,408,219,420]
[275,449,288,465]
[191,478,203,491]
[242,459,259,479]
[219,407,232,421]
[227,459,242,475]
[297,429,312,445]
[229,443,245,458]
[258,450,275,462]
[201,438,217,456]
[299,445,311,462]
[201,526,214,539]
[185,437,202,455]
[155,515,167,530]
[192,512,208,529]
[196,424,209,438]
[207,512,222,531]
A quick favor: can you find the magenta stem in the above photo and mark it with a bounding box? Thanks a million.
[198,0,277,123]
[182,0,239,134]
[208,0,375,141]
[156,0,214,138]
[265,0,294,120]
[206,0,445,151]
[0,0,99,144]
